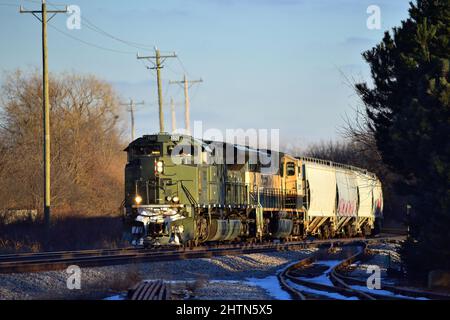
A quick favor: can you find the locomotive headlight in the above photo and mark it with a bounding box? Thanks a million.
[172,196,179,203]
[166,196,172,202]
[156,161,164,173]
[134,195,142,204]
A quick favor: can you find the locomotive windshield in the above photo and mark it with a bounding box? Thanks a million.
[130,144,161,157]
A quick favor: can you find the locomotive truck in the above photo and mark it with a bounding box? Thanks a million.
[123,133,383,247]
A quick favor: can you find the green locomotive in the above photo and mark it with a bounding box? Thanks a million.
[123,133,383,247]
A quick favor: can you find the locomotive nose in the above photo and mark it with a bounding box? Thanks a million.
[125,156,161,207]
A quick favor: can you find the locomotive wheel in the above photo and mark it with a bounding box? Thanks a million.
[195,218,208,243]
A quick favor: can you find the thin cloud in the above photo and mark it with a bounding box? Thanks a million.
[341,36,374,46]
[195,0,305,7]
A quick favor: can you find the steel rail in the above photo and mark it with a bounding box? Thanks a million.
[280,244,376,300]
[331,248,450,300]
[0,247,143,262]
[0,235,404,274]
[279,240,450,300]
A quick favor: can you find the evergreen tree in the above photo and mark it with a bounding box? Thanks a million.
[356,0,450,278]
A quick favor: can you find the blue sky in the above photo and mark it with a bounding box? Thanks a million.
[0,0,412,149]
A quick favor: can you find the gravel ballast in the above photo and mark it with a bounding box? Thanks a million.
[347,241,402,284]
[0,248,316,300]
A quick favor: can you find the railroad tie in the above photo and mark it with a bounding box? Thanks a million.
[129,282,144,300]
[129,280,171,300]
[163,283,171,300]
[157,281,165,300]
[132,281,157,300]
[139,281,159,300]
[145,280,162,300]
[127,282,142,299]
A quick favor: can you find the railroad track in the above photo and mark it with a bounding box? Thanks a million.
[128,280,171,300]
[381,227,408,235]
[279,241,450,300]
[333,247,450,300]
[279,243,371,300]
[0,235,404,274]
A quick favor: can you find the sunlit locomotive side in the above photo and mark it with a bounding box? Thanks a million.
[123,133,383,247]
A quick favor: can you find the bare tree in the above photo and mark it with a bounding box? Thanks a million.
[0,70,127,216]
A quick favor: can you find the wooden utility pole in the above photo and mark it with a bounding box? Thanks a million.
[121,99,144,141]
[137,49,177,133]
[20,1,67,228]
[169,74,202,135]
[170,97,176,133]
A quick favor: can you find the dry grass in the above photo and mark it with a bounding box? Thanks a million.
[186,275,208,294]
[106,265,143,292]
[0,213,126,253]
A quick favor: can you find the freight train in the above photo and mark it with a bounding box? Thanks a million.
[123,133,383,247]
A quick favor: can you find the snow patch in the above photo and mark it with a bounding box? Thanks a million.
[286,279,359,300]
[297,260,342,286]
[104,293,127,300]
[351,285,429,300]
[244,276,292,300]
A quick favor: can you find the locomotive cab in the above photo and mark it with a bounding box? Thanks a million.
[123,133,204,246]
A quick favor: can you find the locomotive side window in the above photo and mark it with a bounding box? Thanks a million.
[132,144,161,157]
[287,162,296,176]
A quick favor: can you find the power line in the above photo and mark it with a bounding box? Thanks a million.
[47,0,156,51]
[42,1,156,54]
[189,83,201,104]
[165,63,184,77]
[82,16,155,51]
[21,1,192,81]
[176,56,191,78]
[48,22,135,54]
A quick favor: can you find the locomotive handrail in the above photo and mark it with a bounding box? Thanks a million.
[181,181,198,207]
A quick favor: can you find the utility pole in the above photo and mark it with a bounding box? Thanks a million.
[170,97,176,133]
[20,1,67,229]
[137,49,177,133]
[121,99,144,141]
[169,74,202,136]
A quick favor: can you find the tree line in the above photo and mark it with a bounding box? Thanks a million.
[343,0,448,279]
[300,0,449,280]
[0,70,127,217]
